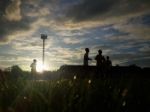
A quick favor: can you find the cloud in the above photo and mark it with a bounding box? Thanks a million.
[114,14,150,40]
[0,16,32,44]
[25,7,51,17]
[65,0,117,21]
[10,35,53,51]
[4,0,22,21]
[139,44,150,53]
[1,0,149,44]
[63,37,82,44]
[0,0,11,16]
[64,0,150,22]
[0,52,33,70]
[47,47,82,63]
[0,0,55,44]
[0,0,150,70]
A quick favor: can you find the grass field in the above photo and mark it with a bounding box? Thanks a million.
[0,75,150,112]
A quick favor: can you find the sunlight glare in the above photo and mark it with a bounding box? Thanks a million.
[36,61,49,72]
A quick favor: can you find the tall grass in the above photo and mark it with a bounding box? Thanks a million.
[0,76,150,112]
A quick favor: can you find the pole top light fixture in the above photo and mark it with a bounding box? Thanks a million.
[41,34,47,39]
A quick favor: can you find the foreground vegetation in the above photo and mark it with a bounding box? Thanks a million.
[0,74,150,112]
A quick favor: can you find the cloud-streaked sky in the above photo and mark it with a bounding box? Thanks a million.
[0,0,150,70]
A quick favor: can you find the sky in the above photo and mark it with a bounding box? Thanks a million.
[0,0,150,71]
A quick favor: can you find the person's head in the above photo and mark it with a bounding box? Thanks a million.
[106,56,109,60]
[98,49,102,54]
[85,48,89,53]
[33,59,37,63]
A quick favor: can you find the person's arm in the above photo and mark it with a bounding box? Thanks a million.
[95,55,97,60]
[88,57,92,60]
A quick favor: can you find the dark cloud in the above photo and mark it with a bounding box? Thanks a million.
[0,0,46,43]
[0,0,10,41]
[0,0,57,43]
[1,0,150,43]
[0,0,11,17]
[66,0,117,21]
[0,0,30,42]
[0,17,32,42]
[128,13,150,26]
[65,0,150,22]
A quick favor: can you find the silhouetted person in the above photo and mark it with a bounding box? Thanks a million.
[95,49,105,67]
[84,48,92,66]
[105,56,112,78]
[106,56,112,68]
[30,59,37,77]
[95,49,105,78]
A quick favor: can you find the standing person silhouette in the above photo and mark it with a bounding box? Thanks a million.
[95,49,105,67]
[30,59,37,78]
[106,56,112,68]
[105,56,112,78]
[84,48,92,66]
[95,49,105,78]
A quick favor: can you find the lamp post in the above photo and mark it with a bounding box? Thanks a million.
[41,34,47,70]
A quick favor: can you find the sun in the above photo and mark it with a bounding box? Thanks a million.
[36,61,49,72]
[36,63,44,72]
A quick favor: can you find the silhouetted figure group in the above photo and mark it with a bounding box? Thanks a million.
[84,48,112,78]
[30,48,112,79]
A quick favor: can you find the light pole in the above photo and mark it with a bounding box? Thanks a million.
[41,34,47,70]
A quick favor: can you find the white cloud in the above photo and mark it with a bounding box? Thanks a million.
[5,0,22,21]
[25,7,51,17]
[62,37,82,44]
